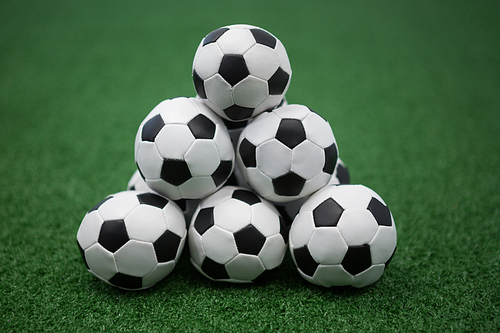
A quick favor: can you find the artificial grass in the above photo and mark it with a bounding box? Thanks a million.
[1,0,499,331]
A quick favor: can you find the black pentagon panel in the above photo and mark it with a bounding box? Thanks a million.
[154,230,182,263]
[224,171,238,186]
[268,67,290,95]
[367,197,392,226]
[234,224,266,255]
[219,54,249,86]
[201,257,229,280]
[203,27,229,46]
[193,70,207,99]
[212,160,233,187]
[224,105,254,121]
[313,198,344,227]
[174,199,187,212]
[342,244,372,275]
[161,159,192,186]
[188,114,216,139]
[323,143,338,174]
[137,192,169,209]
[142,114,164,142]
[232,189,261,205]
[250,28,277,48]
[109,272,142,290]
[239,138,257,168]
[275,118,306,149]
[98,219,129,253]
[194,207,214,235]
[293,245,318,277]
[77,241,90,270]
[279,216,289,244]
[273,172,306,196]
[89,196,113,212]
[336,163,350,184]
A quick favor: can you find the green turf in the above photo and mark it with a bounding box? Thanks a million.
[1,0,499,331]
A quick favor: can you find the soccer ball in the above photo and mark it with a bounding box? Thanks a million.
[192,24,292,122]
[134,97,234,200]
[236,104,338,203]
[126,169,200,224]
[289,184,397,288]
[188,186,288,283]
[76,191,187,290]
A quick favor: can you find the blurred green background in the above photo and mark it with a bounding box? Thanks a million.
[1,0,499,331]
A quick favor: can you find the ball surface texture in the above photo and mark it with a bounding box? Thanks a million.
[274,158,350,226]
[127,169,200,224]
[192,24,292,122]
[134,97,234,200]
[289,184,397,288]
[236,104,338,203]
[188,186,288,283]
[76,191,187,290]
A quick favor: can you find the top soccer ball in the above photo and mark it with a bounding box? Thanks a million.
[192,24,292,122]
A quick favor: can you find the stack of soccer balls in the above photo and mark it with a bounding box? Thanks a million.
[76,24,397,290]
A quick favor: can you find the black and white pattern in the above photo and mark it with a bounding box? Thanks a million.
[127,169,200,225]
[188,186,288,283]
[134,97,234,200]
[275,158,351,226]
[76,191,187,290]
[236,104,338,203]
[289,184,397,288]
[192,24,292,122]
